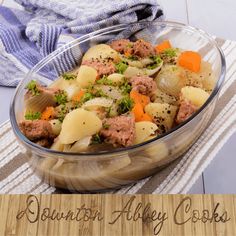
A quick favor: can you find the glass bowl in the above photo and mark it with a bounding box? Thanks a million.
[10,21,226,192]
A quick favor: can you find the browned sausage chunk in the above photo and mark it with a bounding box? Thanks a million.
[132,39,156,58]
[25,82,58,101]
[176,100,198,124]
[100,115,135,147]
[19,120,55,142]
[130,75,157,96]
[82,59,116,77]
[110,39,133,54]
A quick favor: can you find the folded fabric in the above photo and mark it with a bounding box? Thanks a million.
[0,0,163,86]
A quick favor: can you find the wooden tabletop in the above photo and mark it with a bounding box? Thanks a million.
[0,0,236,194]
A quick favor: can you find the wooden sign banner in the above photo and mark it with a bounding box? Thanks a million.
[0,194,235,236]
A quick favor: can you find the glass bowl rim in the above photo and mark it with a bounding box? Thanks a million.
[10,20,226,158]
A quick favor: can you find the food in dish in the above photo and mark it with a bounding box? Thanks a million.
[19,39,215,152]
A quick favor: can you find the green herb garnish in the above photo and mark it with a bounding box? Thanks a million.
[119,79,132,95]
[96,76,113,86]
[117,96,134,115]
[103,123,110,129]
[54,90,68,105]
[94,89,108,98]
[147,56,163,70]
[91,134,103,144]
[127,43,133,48]
[25,111,41,120]
[147,56,163,69]
[62,73,76,80]
[26,80,40,96]
[80,92,94,103]
[115,61,128,74]
[57,105,67,122]
[127,55,138,61]
[162,48,177,58]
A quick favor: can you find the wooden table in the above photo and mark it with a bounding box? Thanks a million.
[0,0,236,193]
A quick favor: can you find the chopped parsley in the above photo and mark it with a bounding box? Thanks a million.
[86,84,108,98]
[62,73,76,80]
[119,79,132,95]
[103,123,110,129]
[96,76,113,86]
[26,80,40,96]
[54,90,68,105]
[91,134,103,144]
[105,106,113,117]
[117,96,134,115]
[25,111,41,120]
[127,55,138,61]
[115,61,128,74]
[57,105,67,122]
[80,92,94,103]
[127,43,133,48]
[161,48,177,58]
[147,56,163,69]
[94,89,108,98]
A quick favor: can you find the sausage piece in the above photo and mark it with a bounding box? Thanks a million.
[132,39,156,58]
[110,39,133,54]
[176,100,198,124]
[82,59,116,77]
[130,75,157,96]
[19,120,55,142]
[100,115,135,147]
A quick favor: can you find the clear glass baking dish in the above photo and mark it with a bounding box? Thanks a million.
[10,21,226,192]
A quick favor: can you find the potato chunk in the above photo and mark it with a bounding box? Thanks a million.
[145,103,177,132]
[135,121,158,144]
[82,97,113,110]
[49,119,62,136]
[107,73,124,85]
[181,86,209,107]
[50,77,81,100]
[153,88,178,105]
[77,65,97,88]
[82,44,120,62]
[59,108,102,144]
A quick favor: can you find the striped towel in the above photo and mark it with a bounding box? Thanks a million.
[0,0,163,86]
[0,38,235,194]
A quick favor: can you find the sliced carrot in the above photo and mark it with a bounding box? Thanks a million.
[138,113,153,122]
[132,103,144,122]
[124,51,131,57]
[132,103,152,122]
[72,90,85,102]
[178,51,202,73]
[41,106,55,121]
[155,40,172,53]
[130,90,150,108]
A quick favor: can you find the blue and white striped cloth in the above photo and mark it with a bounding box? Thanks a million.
[0,0,164,86]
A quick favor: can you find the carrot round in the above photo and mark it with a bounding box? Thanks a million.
[132,103,152,122]
[124,51,131,57]
[138,113,153,122]
[178,51,202,72]
[130,90,150,108]
[41,106,55,121]
[132,103,144,121]
[72,90,85,102]
[155,40,172,53]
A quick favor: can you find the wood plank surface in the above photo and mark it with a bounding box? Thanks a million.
[0,194,235,236]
